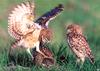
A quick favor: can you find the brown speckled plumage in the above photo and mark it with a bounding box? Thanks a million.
[66,24,94,64]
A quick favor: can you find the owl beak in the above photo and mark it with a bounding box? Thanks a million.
[67,29,71,33]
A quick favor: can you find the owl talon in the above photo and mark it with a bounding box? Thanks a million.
[38,50,47,57]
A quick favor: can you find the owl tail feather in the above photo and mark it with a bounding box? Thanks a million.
[88,53,94,64]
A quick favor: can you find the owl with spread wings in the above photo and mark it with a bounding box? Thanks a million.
[66,24,94,65]
[8,1,64,59]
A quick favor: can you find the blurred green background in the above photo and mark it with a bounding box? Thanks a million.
[0,0,100,70]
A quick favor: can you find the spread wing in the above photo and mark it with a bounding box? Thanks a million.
[8,2,35,40]
[35,4,64,28]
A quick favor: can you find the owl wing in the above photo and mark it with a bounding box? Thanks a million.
[68,34,94,63]
[8,2,35,40]
[35,4,64,28]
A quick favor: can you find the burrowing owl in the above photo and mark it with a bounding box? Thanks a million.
[8,1,63,59]
[66,24,94,64]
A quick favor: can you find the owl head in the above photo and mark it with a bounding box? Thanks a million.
[39,28,53,45]
[66,24,83,35]
[21,13,34,28]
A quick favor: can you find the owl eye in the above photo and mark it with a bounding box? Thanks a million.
[27,15,34,21]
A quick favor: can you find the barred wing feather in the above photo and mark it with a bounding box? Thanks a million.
[35,4,64,28]
[8,2,35,39]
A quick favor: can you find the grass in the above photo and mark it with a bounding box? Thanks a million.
[0,0,100,71]
[0,44,100,71]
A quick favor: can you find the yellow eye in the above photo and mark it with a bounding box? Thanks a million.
[27,15,34,21]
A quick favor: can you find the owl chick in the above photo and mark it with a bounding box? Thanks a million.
[66,24,94,65]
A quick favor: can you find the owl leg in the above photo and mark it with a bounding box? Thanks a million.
[26,48,34,60]
[35,41,46,57]
[75,57,81,67]
[78,57,85,69]
[80,57,85,65]
[77,58,81,63]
